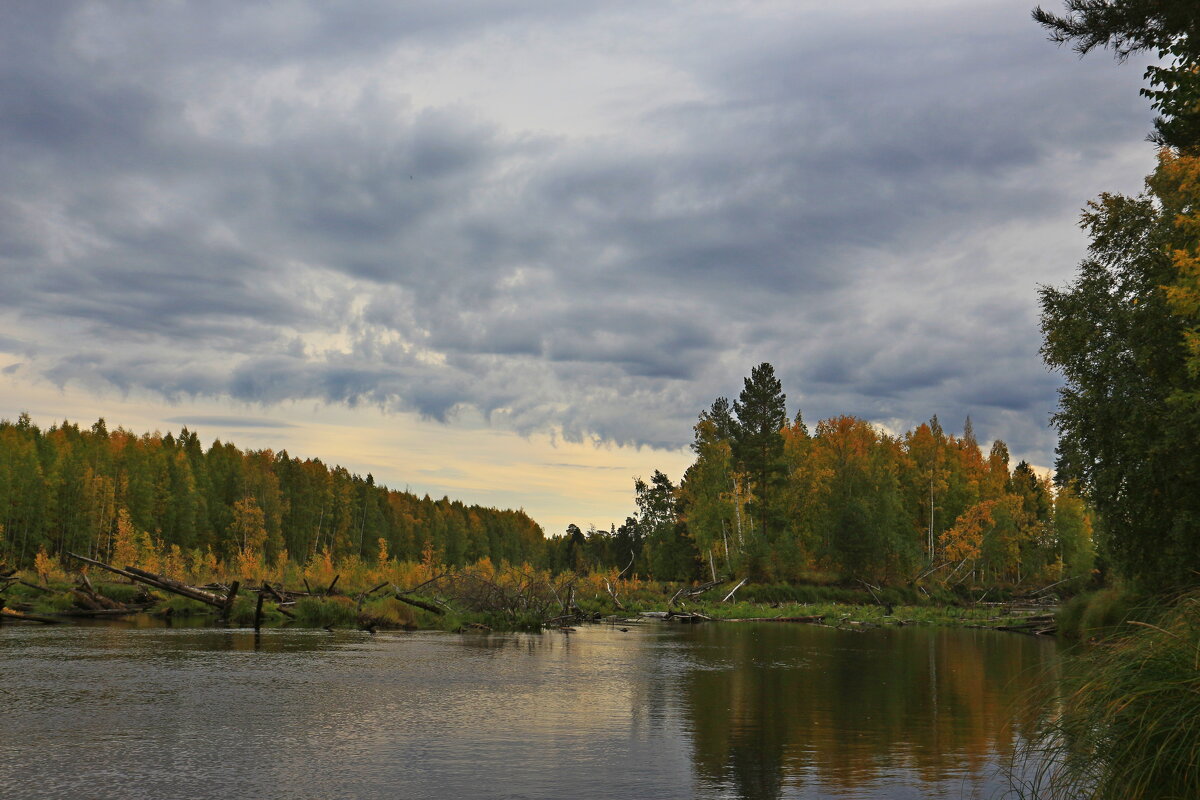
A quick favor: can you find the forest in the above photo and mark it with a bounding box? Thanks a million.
[0,415,544,577]
[0,397,1095,595]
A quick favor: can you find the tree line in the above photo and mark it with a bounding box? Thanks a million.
[0,415,544,573]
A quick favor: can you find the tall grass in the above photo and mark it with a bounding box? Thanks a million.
[1019,592,1200,799]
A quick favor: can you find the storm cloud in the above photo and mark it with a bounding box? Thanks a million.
[0,1,1156,464]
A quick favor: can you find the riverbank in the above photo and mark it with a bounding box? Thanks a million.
[2,564,1059,635]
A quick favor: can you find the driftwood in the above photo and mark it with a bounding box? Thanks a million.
[78,574,125,610]
[69,589,105,611]
[637,610,711,623]
[396,573,447,596]
[354,582,390,623]
[325,575,340,595]
[994,613,1057,635]
[254,589,265,629]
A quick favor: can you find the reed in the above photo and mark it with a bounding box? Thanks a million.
[1020,592,1200,799]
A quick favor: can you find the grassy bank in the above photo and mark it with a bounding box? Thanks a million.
[1021,589,1200,799]
[3,565,1062,634]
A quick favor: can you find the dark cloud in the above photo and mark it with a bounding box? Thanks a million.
[0,1,1158,467]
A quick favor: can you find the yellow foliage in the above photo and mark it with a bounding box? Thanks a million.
[419,539,441,582]
[33,546,62,584]
[1154,149,1200,373]
[235,547,263,581]
[274,548,289,585]
[111,508,158,571]
[161,544,186,581]
[304,547,336,587]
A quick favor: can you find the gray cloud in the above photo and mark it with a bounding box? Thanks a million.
[163,415,295,429]
[0,1,1158,467]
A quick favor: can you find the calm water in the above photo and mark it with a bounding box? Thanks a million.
[0,621,1058,800]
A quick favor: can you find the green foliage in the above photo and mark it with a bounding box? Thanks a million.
[159,595,212,617]
[1040,178,1200,592]
[92,581,148,604]
[30,590,79,614]
[1033,0,1200,151]
[1056,587,1136,640]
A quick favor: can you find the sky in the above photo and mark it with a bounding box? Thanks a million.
[0,1,1159,536]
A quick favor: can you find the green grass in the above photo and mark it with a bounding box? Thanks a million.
[292,596,359,628]
[158,594,212,617]
[1020,592,1200,800]
[1056,587,1136,640]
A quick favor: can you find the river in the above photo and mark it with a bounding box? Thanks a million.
[0,620,1059,799]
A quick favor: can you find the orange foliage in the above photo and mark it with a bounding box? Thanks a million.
[940,501,996,563]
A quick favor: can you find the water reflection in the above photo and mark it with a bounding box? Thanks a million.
[0,622,1058,799]
[671,624,1059,799]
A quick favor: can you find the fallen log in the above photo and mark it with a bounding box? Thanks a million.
[70,589,105,611]
[79,574,125,610]
[68,553,223,610]
[722,577,748,602]
[396,572,448,596]
[2,607,62,624]
[393,592,445,616]
[669,579,725,607]
[258,584,296,618]
[354,582,390,623]
[722,614,827,624]
[602,577,625,611]
[124,565,226,608]
[53,606,154,618]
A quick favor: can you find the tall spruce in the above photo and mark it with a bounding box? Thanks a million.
[732,363,788,567]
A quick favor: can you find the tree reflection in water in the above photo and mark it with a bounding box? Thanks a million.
[668,624,1060,800]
